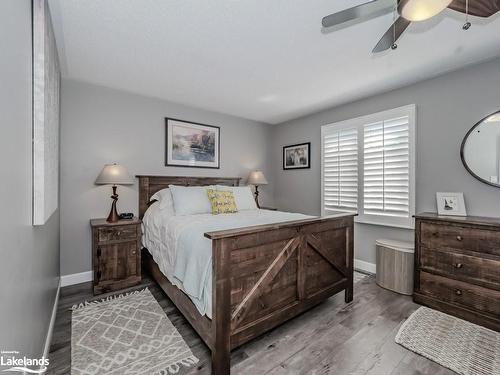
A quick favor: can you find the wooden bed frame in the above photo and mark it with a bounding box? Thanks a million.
[138,175,355,374]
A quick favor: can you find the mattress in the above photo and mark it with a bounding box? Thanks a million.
[141,204,312,318]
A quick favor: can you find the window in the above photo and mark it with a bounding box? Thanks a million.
[321,105,415,229]
[322,127,358,213]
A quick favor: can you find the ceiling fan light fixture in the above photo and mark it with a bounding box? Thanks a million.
[398,0,453,21]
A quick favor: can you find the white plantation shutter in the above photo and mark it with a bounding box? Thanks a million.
[363,116,410,218]
[321,105,415,228]
[322,128,358,212]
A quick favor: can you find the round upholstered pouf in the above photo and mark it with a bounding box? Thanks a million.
[376,239,414,295]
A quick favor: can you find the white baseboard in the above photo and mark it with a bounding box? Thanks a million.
[42,279,60,367]
[354,258,376,274]
[60,270,93,287]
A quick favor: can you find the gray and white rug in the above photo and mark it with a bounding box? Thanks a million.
[71,288,198,375]
[396,306,500,375]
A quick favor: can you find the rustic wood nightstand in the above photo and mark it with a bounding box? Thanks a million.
[90,217,142,295]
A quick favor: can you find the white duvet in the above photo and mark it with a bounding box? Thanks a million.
[142,204,312,318]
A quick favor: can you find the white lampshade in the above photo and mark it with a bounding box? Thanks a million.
[95,163,134,185]
[247,170,268,186]
[398,0,452,22]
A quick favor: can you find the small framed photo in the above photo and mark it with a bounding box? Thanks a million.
[436,192,467,216]
[283,142,310,170]
[165,118,220,169]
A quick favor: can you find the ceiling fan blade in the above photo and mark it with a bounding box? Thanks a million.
[322,0,394,29]
[372,16,411,53]
[448,0,500,17]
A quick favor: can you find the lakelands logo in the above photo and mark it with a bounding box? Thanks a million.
[0,351,49,374]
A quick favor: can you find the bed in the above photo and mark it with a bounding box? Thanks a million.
[138,175,355,375]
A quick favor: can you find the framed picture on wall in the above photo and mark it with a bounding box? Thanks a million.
[33,0,60,225]
[283,142,310,170]
[165,118,220,169]
[436,192,467,216]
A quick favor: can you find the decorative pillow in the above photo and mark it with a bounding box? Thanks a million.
[216,185,257,210]
[207,189,238,215]
[150,188,175,214]
[169,185,215,215]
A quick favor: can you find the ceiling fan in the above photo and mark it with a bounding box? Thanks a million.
[322,0,500,52]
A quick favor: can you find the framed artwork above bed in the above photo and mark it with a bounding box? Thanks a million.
[165,118,220,169]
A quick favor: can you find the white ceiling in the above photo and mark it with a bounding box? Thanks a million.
[49,0,500,124]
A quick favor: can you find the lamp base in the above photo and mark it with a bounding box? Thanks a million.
[254,185,261,209]
[106,185,120,223]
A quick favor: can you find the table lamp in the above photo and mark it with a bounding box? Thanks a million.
[95,163,134,222]
[247,170,268,208]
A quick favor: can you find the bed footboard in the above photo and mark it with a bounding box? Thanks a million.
[205,214,355,375]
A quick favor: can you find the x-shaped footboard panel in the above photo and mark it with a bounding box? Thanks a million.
[231,237,301,327]
[306,234,347,276]
[230,229,348,330]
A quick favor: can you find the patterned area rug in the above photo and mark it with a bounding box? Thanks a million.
[71,288,198,375]
[396,307,500,375]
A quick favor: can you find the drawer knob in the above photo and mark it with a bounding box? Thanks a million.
[456,235,463,241]
[132,251,136,255]
[455,289,462,296]
[117,231,122,236]
[454,263,463,269]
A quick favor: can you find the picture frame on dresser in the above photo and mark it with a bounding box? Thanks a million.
[165,117,220,169]
[436,192,466,216]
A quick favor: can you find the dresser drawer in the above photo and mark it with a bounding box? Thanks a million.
[98,225,137,242]
[419,272,500,316]
[420,247,500,290]
[420,222,500,256]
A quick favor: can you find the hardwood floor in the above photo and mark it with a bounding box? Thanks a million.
[47,273,455,375]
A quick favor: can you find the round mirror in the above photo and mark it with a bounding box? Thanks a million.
[461,111,500,188]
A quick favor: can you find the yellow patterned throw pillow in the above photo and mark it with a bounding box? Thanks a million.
[207,189,238,215]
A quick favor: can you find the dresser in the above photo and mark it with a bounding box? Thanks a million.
[414,213,500,331]
[90,218,142,295]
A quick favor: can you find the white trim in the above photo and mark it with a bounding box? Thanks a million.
[354,217,415,230]
[354,258,377,274]
[41,279,60,370]
[60,271,93,287]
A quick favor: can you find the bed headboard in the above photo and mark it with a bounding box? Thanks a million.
[137,175,242,218]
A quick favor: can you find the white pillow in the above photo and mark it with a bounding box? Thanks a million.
[169,185,214,215]
[216,185,257,210]
[150,188,175,214]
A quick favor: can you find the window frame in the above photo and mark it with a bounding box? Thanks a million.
[321,104,416,229]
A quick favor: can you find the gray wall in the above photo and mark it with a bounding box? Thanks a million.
[271,57,500,264]
[60,80,274,276]
[0,0,60,362]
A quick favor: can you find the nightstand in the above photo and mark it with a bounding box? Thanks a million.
[261,207,278,211]
[90,218,142,295]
